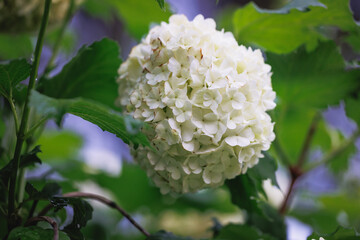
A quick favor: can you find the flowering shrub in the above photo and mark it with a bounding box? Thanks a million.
[118,14,276,194]
[1,0,359,239]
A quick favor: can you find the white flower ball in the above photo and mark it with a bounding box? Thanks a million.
[117,14,276,194]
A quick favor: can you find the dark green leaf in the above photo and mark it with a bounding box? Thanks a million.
[0,146,42,185]
[226,175,286,239]
[247,153,279,188]
[345,92,360,126]
[216,224,276,240]
[64,198,93,229]
[155,0,165,10]
[232,0,360,53]
[255,0,325,14]
[146,230,195,240]
[50,197,93,239]
[226,174,261,214]
[8,226,69,240]
[268,42,360,109]
[0,59,31,100]
[307,227,360,240]
[21,146,42,167]
[211,218,223,238]
[40,38,121,108]
[248,203,286,240]
[30,90,150,146]
[0,34,33,59]
[26,182,61,200]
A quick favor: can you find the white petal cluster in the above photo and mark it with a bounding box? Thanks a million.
[117,14,276,194]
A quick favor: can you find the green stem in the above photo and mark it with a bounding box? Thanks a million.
[16,169,26,204]
[43,0,75,76]
[304,130,360,172]
[8,93,19,133]
[24,117,48,140]
[7,0,52,229]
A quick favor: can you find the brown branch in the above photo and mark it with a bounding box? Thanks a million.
[38,192,150,237]
[279,166,302,215]
[279,113,321,215]
[296,112,321,168]
[25,216,59,240]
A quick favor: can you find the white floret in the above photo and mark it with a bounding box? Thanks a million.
[117,14,276,194]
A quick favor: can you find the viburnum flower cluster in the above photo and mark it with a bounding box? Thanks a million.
[117,14,276,194]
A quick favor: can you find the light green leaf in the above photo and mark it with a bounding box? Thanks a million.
[30,90,150,147]
[268,42,360,109]
[0,34,33,59]
[0,59,31,100]
[216,224,276,240]
[40,38,121,108]
[8,226,69,240]
[36,130,83,161]
[233,0,359,53]
[108,0,172,40]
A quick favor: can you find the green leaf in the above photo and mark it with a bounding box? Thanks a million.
[64,198,93,229]
[268,42,360,109]
[108,0,172,40]
[8,226,69,240]
[345,93,360,126]
[226,174,261,214]
[307,227,360,240]
[36,130,83,161]
[25,182,61,200]
[292,209,339,235]
[21,145,42,167]
[146,231,196,240]
[320,194,360,229]
[155,0,165,10]
[40,38,121,108]
[216,224,276,240]
[0,34,33,59]
[247,153,279,188]
[254,0,325,14]
[50,197,93,239]
[248,203,286,240]
[269,42,359,163]
[0,146,42,186]
[226,176,286,239]
[29,90,150,146]
[232,0,360,53]
[0,59,31,100]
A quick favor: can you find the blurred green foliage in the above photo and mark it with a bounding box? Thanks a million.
[0,0,360,239]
